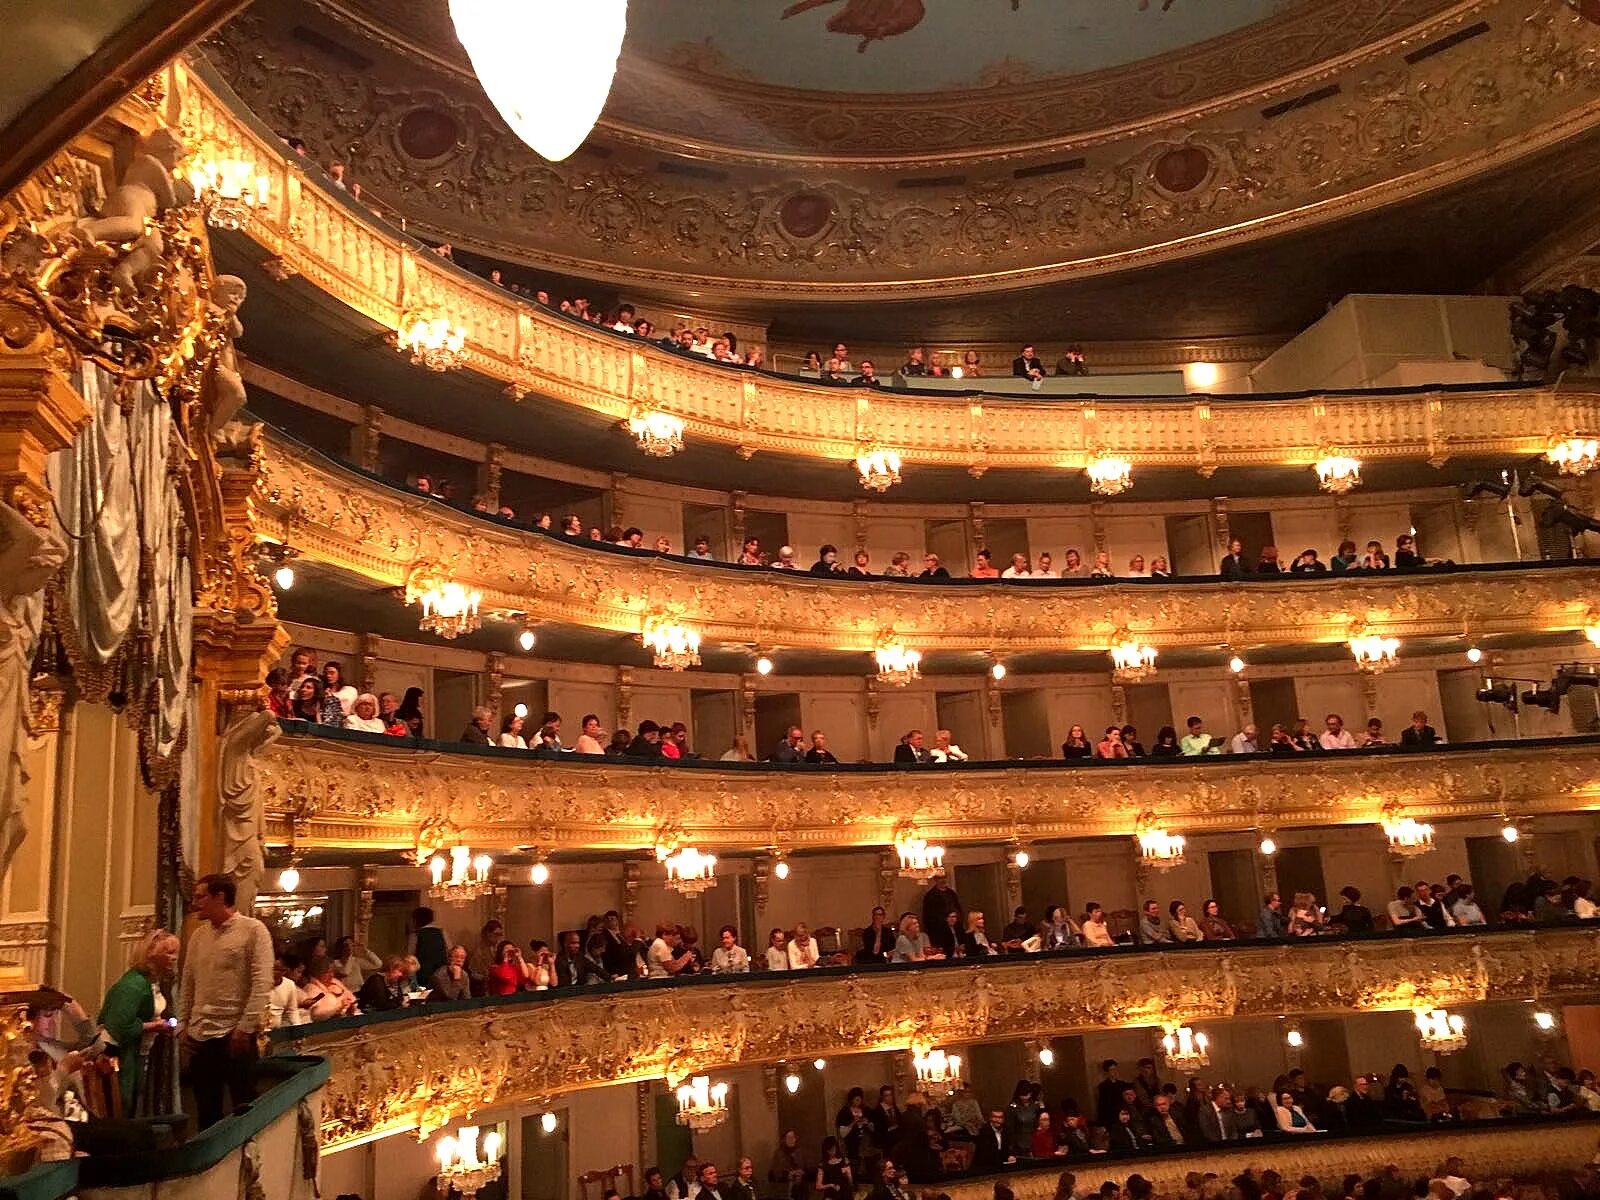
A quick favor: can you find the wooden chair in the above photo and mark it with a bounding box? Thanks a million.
[578,1165,634,1200]
[1106,908,1139,942]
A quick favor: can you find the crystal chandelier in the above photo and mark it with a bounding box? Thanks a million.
[675,1076,730,1131]
[1546,436,1599,476]
[660,846,717,896]
[395,309,468,371]
[912,1048,964,1097]
[449,0,629,162]
[875,642,921,686]
[1586,622,1600,648]
[1109,641,1158,683]
[1414,1008,1467,1055]
[1383,815,1435,857]
[1086,455,1133,496]
[187,157,270,230]
[428,847,495,904]
[642,619,702,670]
[1349,635,1399,672]
[1314,455,1362,494]
[436,1126,503,1200]
[407,569,482,640]
[1137,828,1186,870]
[1161,1026,1210,1073]
[895,834,945,883]
[628,410,686,457]
[856,449,903,493]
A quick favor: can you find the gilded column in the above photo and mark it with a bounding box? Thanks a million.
[741,676,758,741]
[485,651,505,722]
[969,502,986,551]
[358,633,381,697]
[1211,498,1230,553]
[1090,502,1108,556]
[610,472,628,530]
[355,867,377,946]
[730,491,746,553]
[623,861,641,924]
[853,500,869,552]
[478,441,504,512]
[617,668,633,734]
[350,404,382,472]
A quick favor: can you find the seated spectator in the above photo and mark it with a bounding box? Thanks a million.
[885,552,913,577]
[461,706,492,745]
[1180,716,1220,756]
[429,946,472,1001]
[893,914,941,962]
[647,924,697,977]
[1290,717,1319,751]
[1256,893,1286,939]
[1361,540,1391,570]
[1127,554,1147,578]
[929,908,961,959]
[1288,891,1326,936]
[1041,905,1079,950]
[806,731,840,763]
[765,928,789,970]
[773,545,799,570]
[498,712,528,749]
[1361,717,1387,747]
[1219,538,1251,579]
[1149,557,1172,579]
[919,553,950,579]
[357,956,410,1012]
[687,535,713,560]
[1013,345,1045,380]
[302,956,359,1020]
[971,549,999,578]
[1320,713,1357,749]
[899,347,929,377]
[1095,726,1129,759]
[894,729,933,763]
[574,714,606,755]
[1197,899,1235,940]
[1257,545,1283,574]
[1395,533,1425,569]
[1167,901,1203,942]
[1450,884,1487,925]
[605,729,632,755]
[1090,552,1114,578]
[485,941,531,994]
[654,535,672,554]
[1401,710,1440,746]
[859,908,895,964]
[1335,886,1374,932]
[290,676,325,723]
[720,735,755,762]
[852,360,881,386]
[265,669,292,718]
[788,923,821,969]
[800,350,823,374]
[738,537,766,566]
[711,925,750,973]
[1061,549,1084,576]
[659,723,682,760]
[1332,540,1360,572]
[1138,900,1171,944]
[343,692,384,733]
[848,549,873,577]
[1387,886,1426,930]
[1229,724,1259,754]
[811,545,846,576]
[1274,1091,1318,1133]
[266,950,308,1030]
[1001,553,1031,579]
[770,725,806,763]
[1034,552,1058,577]
[1268,722,1301,753]
[1291,548,1329,575]
[825,343,855,380]
[930,730,968,762]
[963,911,999,956]
[627,719,664,757]
[1415,882,1453,929]
[961,349,983,376]
[1057,345,1088,375]
[1081,903,1114,947]
[1150,725,1180,756]
[1121,725,1146,755]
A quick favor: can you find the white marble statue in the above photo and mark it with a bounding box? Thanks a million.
[218,708,281,913]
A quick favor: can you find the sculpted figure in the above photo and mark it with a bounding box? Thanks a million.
[206,275,249,434]
[0,503,67,891]
[75,128,188,294]
[218,707,281,913]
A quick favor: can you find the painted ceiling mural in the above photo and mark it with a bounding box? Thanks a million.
[629,0,1300,92]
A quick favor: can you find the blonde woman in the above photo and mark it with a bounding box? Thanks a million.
[98,928,180,1115]
[1288,892,1325,936]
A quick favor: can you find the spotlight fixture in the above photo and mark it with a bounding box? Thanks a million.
[659,846,717,896]
[1383,815,1435,857]
[674,1076,730,1131]
[514,702,530,719]
[1534,1010,1557,1032]
[895,834,945,883]
[429,848,495,903]
[1475,681,1518,711]
[1109,640,1158,683]
[642,618,702,670]
[1414,1008,1467,1055]
[1137,827,1185,870]
[517,628,536,652]
[405,564,482,639]
[1185,361,1219,389]
[1086,455,1133,497]
[435,1126,503,1200]
[1160,1025,1210,1073]
[912,1047,964,1097]
[1010,847,1031,870]
[1285,1028,1304,1049]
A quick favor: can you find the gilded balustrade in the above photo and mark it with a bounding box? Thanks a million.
[258,727,1600,855]
[167,64,1600,477]
[254,428,1599,654]
[277,926,1600,1148]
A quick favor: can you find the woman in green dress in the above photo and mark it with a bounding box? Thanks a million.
[98,929,180,1115]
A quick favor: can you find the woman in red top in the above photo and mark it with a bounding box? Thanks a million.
[1029,1110,1060,1159]
[485,941,531,995]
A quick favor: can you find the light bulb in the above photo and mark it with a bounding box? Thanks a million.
[1466,646,1483,664]
[514,703,529,719]
[991,662,1007,681]
[1038,1047,1055,1067]
[273,564,295,590]
[1534,1010,1556,1031]
[813,1058,826,1070]
[784,1073,801,1094]
[774,859,790,880]
[436,1135,456,1169]
[482,1130,502,1164]
[951,366,964,379]
[278,866,300,893]
[755,656,774,676]
[1502,823,1519,843]
[530,861,550,885]
[1286,1029,1304,1048]
[1259,837,1277,856]
[518,628,536,652]
[1228,656,1245,674]
[1013,850,1030,869]
[540,1112,558,1134]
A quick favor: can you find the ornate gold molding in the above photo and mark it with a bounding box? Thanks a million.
[198,0,1600,296]
[258,728,1600,855]
[280,926,1600,1148]
[256,428,1600,655]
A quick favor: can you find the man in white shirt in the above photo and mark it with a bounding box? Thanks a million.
[646,924,696,978]
[929,730,969,763]
[267,952,308,1029]
[1319,713,1358,750]
[180,873,274,1129]
[787,923,821,969]
[1000,553,1031,579]
[1229,724,1258,754]
[710,925,750,973]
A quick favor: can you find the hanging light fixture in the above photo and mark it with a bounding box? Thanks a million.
[428,847,495,904]
[277,865,301,894]
[875,641,922,686]
[912,1048,964,1097]
[1545,436,1600,476]
[1585,621,1600,648]
[1501,821,1520,844]
[406,567,483,640]
[435,1126,503,1200]
[395,309,468,371]
[1160,1026,1210,1073]
[783,1072,801,1094]
[1086,455,1133,497]
[1228,655,1246,674]
[1349,634,1399,672]
[1414,1008,1467,1055]
[1037,1045,1055,1067]
[529,855,551,886]
[659,846,717,896]
[540,1112,559,1134]
[517,627,537,652]
[627,410,686,458]
[755,656,774,676]
[855,448,903,493]
[1110,640,1158,683]
[990,662,1007,681]
[1314,455,1362,494]
[1137,827,1186,870]
[642,618,702,670]
[675,1076,730,1131]
[1533,1009,1558,1032]
[188,156,270,230]
[1383,814,1435,857]
[1466,646,1484,663]
[895,833,945,883]
[448,0,629,162]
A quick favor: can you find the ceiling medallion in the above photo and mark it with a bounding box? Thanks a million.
[1349,634,1399,672]
[395,308,468,371]
[448,0,629,162]
[627,409,686,457]
[186,156,269,230]
[1314,454,1363,494]
[405,564,482,639]
[1414,1008,1467,1055]
[435,1127,503,1200]
[1545,436,1599,476]
[642,617,702,670]
[856,448,903,493]
[428,847,495,904]
[659,845,717,897]
[1109,639,1158,683]
[1160,1025,1210,1073]
[675,1075,730,1131]
[1086,455,1133,497]
[875,641,921,686]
